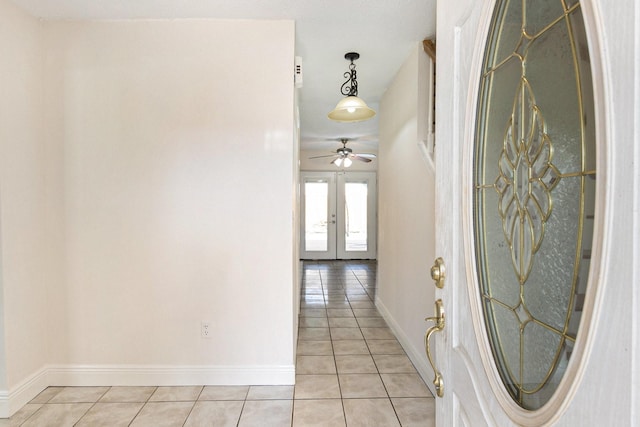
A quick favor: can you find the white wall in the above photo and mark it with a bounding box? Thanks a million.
[0,12,296,415]
[376,44,437,391]
[0,0,53,414]
[42,18,296,380]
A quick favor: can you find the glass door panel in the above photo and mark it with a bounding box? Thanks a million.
[337,172,377,259]
[300,172,336,259]
[344,182,368,252]
[304,182,329,252]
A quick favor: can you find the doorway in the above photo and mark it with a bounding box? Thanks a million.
[300,171,377,260]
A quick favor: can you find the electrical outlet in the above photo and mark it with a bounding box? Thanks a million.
[201,321,212,338]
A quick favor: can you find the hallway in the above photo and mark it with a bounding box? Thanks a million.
[295,260,435,426]
[3,261,434,426]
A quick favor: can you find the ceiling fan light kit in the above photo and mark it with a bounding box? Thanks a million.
[328,52,376,123]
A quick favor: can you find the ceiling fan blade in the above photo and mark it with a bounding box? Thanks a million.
[355,153,376,159]
[309,154,338,159]
[351,155,372,163]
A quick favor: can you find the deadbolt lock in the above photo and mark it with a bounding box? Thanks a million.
[430,257,445,289]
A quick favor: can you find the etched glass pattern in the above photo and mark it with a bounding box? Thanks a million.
[472,0,596,410]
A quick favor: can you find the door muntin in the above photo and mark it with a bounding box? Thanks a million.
[472,0,597,411]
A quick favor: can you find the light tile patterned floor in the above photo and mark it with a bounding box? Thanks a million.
[3,260,435,426]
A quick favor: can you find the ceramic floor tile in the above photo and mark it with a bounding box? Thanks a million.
[75,402,144,427]
[332,340,370,355]
[48,387,110,403]
[294,375,341,399]
[391,397,436,427]
[361,327,396,340]
[338,374,387,398]
[29,387,65,404]
[292,399,346,427]
[184,401,244,427]
[328,317,359,328]
[352,309,382,318]
[21,403,93,427]
[300,317,329,328]
[347,295,374,302]
[335,355,378,374]
[380,374,431,398]
[297,340,333,355]
[342,398,400,427]
[296,355,337,374]
[149,386,203,401]
[330,328,364,340]
[247,385,294,400]
[301,297,325,303]
[356,317,388,328]
[238,400,293,427]
[199,386,249,401]
[373,354,417,373]
[348,301,376,309]
[129,401,194,427]
[366,339,406,355]
[326,309,354,318]
[300,309,327,318]
[325,301,351,309]
[8,403,42,425]
[298,327,331,341]
[99,386,157,402]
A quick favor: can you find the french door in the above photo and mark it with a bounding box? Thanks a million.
[433,0,637,425]
[300,171,376,260]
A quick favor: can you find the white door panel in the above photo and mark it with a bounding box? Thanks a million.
[434,0,638,425]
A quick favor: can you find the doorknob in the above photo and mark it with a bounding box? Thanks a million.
[425,299,445,397]
[430,257,445,289]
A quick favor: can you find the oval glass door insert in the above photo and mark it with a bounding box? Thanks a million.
[472,0,596,410]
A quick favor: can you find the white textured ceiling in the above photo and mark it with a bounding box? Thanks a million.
[10,0,436,152]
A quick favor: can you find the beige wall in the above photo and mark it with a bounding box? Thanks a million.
[44,18,296,371]
[0,0,51,407]
[0,3,296,415]
[376,44,437,393]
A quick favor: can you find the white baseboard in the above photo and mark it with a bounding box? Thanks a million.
[375,298,437,397]
[47,364,296,387]
[0,364,295,418]
[0,366,48,418]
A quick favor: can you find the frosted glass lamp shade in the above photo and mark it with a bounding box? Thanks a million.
[328,96,376,122]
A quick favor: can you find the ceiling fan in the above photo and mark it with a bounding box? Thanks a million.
[308,138,377,167]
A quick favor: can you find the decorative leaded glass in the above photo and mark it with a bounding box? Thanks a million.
[472,0,596,410]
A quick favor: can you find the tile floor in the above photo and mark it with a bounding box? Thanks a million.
[3,260,435,426]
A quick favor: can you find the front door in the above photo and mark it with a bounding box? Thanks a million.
[300,171,377,260]
[434,0,637,425]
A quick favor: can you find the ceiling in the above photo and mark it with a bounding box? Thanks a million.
[10,0,437,153]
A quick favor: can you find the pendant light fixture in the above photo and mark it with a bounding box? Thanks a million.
[328,52,376,123]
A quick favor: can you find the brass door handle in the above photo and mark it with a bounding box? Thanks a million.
[424,299,445,397]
